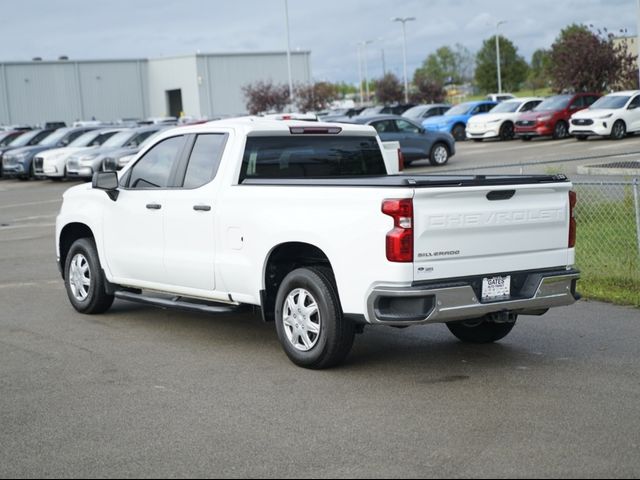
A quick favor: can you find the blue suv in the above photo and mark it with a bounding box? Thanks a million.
[422,100,497,141]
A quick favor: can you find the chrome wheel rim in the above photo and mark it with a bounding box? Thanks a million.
[69,253,91,301]
[282,288,321,352]
[556,123,567,138]
[433,146,448,164]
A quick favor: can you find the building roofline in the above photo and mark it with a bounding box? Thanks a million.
[0,50,312,66]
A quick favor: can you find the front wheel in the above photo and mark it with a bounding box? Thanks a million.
[552,121,569,140]
[64,238,114,314]
[447,315,517,343]
[499,122,515,141]
[429,143,450,166]
[610,120,626,140]
[451,124,466,141]
[275,267,355,369]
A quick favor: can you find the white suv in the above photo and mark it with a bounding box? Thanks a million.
[569,90,640,140]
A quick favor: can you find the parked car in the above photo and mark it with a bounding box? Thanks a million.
[466,97,543,141]
[44,121,67,129]
[357,104,416,118]
[402,104,451,122]
[56,118,579,369]
[342,115,455,166]
[2,127,95,179]
[0,129,57,178]
[515,93,601,140]
[422,101,498,141]
[569,90,640,140]
[35,128,126,179]
[318,108,365,121]
[486,93,516,102]
[0,130,27,148]
[67,126,167,178]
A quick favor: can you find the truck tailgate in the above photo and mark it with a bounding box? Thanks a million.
[413,183,572,281]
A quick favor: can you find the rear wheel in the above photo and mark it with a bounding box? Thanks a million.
[552,121,569,140]
[499,122,515,141]
[451,123,466,141]
[520,136,532,142]
[64,238,114,314]
[447,314,517,344]
[575,135,588,141]
[610,120,626,140]
[275,267,355,369]
[429,143,450,166]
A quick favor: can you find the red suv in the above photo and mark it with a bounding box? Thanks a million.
[515,93,601,140]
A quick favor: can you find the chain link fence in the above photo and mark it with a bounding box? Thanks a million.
[435,159,640,306]
[572,179,640,305]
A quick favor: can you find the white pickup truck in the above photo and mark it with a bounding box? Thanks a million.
[56,118,579,369]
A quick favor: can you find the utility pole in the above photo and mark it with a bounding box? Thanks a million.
[496,20,507,94]
[284,0,294,110]
[392,17,416,104]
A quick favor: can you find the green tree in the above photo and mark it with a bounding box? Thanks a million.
[527,49,552,93]
[414,44,474,86]
[475,35,529,93]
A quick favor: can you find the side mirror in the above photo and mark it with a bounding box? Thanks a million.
[92,171,119,201]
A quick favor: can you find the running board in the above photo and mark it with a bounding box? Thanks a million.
[114,291,245,315]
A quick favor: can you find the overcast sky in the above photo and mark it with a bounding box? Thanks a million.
[0,0,635,83]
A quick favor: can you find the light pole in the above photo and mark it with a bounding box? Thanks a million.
[359,40,374,104]
[392,17,416,104]
[496,20,507,94]
[284,0,294,110]
[637,0,640,88]
[357,44,364,105]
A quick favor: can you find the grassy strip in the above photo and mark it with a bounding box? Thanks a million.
[574,187,640,307]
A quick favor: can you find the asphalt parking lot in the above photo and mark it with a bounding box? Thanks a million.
[1,139,640,478]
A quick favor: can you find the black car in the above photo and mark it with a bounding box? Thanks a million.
[339,115,456,167]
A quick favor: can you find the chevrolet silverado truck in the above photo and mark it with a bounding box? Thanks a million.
[55,118,580,369]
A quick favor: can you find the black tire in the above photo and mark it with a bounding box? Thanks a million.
[610,120,627,140]
[472,138,483,143]
[575,135,588,141]
[520,136,532,141]
[552,121,568,140]
[64,238,114,314]
[429,143,450,166]
[499,122,515,141]
[451,123,466,141]
[447,315,517,344]
[274,266,355,369]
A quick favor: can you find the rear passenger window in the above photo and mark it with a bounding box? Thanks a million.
[183,134,227,189]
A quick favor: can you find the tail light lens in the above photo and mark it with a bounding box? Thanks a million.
[398,148,405,171]
[569,191,577,248]
[382,198,413,262]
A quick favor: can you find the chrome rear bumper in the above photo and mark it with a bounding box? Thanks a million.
[366,269,580,326]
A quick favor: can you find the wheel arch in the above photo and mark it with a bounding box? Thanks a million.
[59,222,95,279]
[261,242,335,322]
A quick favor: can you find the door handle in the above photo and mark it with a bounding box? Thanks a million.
[146,203,162,210]
[193,205,212,212]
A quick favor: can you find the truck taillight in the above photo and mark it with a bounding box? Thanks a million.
[382,199,413,262]
[398,148,405,171]
[569,191,577,248]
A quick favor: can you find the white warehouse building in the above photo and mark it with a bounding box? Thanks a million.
[0,51,312,126]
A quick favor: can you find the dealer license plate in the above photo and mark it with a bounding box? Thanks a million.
[482,276,511,301]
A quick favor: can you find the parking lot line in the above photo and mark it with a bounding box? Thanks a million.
[0,223,56,230]
[0,199,60,210]
[0,280,59,290]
